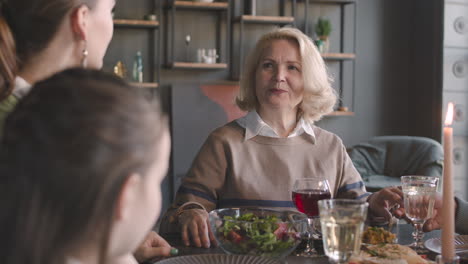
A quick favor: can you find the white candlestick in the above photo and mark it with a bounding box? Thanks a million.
[441,103,455,260]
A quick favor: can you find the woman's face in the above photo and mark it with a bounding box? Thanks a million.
[131,129,171,246]
[255,39,304,113]
[108,129,171,258]
[86,0,115,68]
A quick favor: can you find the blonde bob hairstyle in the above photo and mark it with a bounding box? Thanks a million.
[236,27,337,123]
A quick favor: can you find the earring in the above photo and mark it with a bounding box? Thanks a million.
[81,41,88,68]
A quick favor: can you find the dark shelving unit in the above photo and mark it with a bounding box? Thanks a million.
[300,0,357,114]
[109,0,162,90]
[230,0,297,80]
[165,0,231,70]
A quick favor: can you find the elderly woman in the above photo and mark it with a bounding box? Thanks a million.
[160,27,403,248]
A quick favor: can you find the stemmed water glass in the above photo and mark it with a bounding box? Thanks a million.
[291,178,332,257]
[401,175,439,253]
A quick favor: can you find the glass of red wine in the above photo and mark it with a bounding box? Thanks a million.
[292,178,332,257]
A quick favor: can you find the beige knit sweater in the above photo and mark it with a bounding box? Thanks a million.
[160,121,369,232]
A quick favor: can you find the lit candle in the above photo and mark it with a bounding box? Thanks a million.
[441,102,455,260]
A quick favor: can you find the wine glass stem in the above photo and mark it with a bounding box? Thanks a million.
[412,222,424,247]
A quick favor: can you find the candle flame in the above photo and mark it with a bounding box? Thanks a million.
[445,102,454,126]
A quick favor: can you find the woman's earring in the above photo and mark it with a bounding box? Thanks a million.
[81,41,88,68]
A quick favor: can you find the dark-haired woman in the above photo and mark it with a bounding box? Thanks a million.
[0,0,174,261]
[0,69,171,264]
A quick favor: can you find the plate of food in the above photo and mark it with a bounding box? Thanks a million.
[351,244,432,264]
[208,208,308,259]
[362,226,397,244]
[424,235,468,254]
[155,254,281,264]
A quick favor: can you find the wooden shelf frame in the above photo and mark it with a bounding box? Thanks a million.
[108,1,162,93]
[113,19,159,28]
[231,0,297,80]
[171,62,228,70]
[326,111,355,117]
[322,53,356,61]
[305,0,356,5]
[130,82,159,89]
[235,15,295,25]
[172,1,229,10]
[166,0,231,69]
[299,0,358,113]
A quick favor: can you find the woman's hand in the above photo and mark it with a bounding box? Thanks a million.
[367,186,405,221]
[178,208,216,248]
[423,194,451,232]
[133,231,175,263]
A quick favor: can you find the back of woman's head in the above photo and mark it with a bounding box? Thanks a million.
[0,68,168,264]
[0,0,97,100]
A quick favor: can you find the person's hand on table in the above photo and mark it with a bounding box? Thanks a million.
[367,186,405,221]
[134,231,178,263]
[178,208,217,248]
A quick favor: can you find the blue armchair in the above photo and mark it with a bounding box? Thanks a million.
[347,136,444,192]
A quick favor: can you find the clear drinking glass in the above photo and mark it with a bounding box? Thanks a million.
[291,178,331,257]
[401,175,439,253]
[318,199,368,264]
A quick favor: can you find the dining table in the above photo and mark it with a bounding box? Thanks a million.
[144,223,465,264]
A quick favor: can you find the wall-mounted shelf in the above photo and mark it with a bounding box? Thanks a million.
[326,111,355,116]
[113,19,159,28]
[322,53,356,61]
[173,1,229,10]
[230,0,297,80]
[306,0,356,5]
[171,62,228,70]
[298,0,357,114]
[235,15,295,24]
[130,82,159,88]
[105,1,162,93]
[166,0,231,69]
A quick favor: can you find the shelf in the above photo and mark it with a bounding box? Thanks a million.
[235,15,295,25]
[322,53,356,61]
[130,82,159,89]
[171,62,228,69]
[326,111,355,116]
[303,0,356,4]
[173,1,229,10]
[113,19,159,28]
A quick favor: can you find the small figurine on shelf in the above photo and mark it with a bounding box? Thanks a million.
[144,14,157,21]
[133,51,143,83]
[113,61,127,79]
[185,34,191,62]
[315,17,332,53]
[314,39,324,53]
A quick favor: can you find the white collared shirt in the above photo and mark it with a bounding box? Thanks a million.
[12,76,32,99]
[236,110,316,142]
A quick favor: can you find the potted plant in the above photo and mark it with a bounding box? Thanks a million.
[315,17,332,53]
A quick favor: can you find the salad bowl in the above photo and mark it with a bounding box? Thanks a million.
[208,208,308,259]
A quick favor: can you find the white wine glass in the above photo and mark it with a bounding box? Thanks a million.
[401,175,439,253]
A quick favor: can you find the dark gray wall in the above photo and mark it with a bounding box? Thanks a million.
[106,0,417,213]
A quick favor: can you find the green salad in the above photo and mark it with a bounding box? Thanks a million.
[218,213,300,257]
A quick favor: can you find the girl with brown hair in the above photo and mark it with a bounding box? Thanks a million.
[0,68,171,264]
